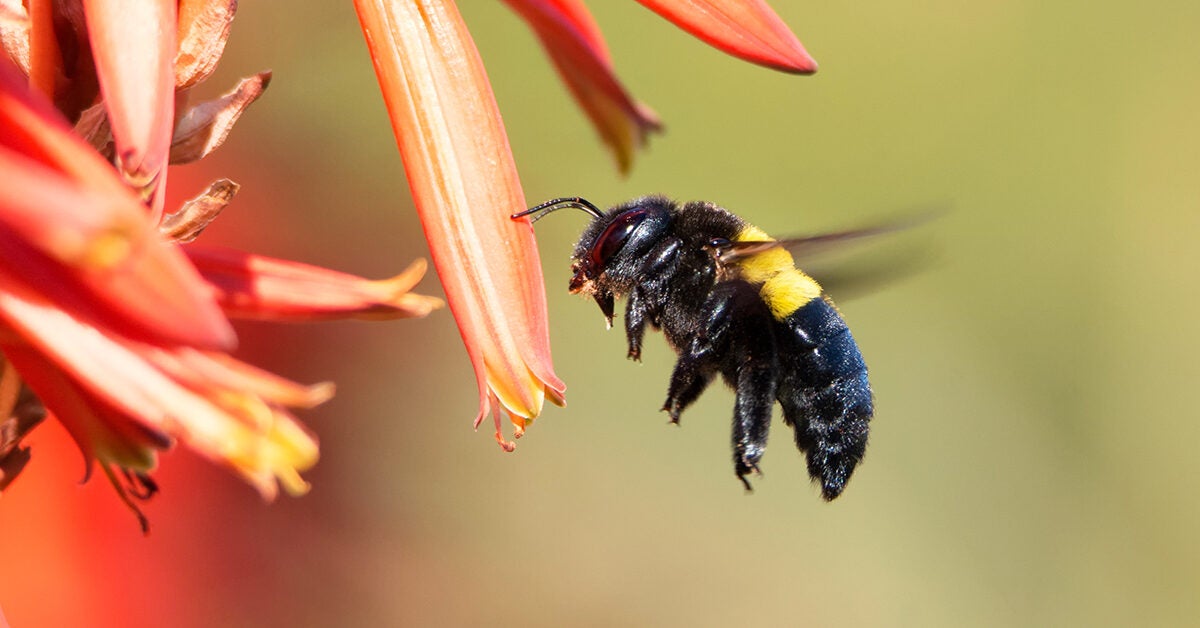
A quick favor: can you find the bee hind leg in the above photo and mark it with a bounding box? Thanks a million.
[731,349,778,491]
[699,280,779,490]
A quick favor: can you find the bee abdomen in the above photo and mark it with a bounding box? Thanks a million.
[777,297,874,500]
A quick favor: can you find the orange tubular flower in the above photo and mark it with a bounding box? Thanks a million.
[187,246,443,322]
[503,0,662,174]
[355,0,565,451]
[500,0,814,171]
[635,0,817,73]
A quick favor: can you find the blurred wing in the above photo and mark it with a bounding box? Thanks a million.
[715,211,939,265]
[715,210,942,298]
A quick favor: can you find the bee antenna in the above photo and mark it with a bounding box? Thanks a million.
[511,197,604,223]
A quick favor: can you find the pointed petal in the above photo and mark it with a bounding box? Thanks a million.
[169,71,271,164]
[187,245,444,321]
[144,348,334,411]
[636,0,817,73]
[504,0,661,173]
[82,0,176,208]
[159,178,238,243]
[355,0,564,448]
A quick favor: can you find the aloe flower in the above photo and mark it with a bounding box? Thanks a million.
[0,58,314,527]
[636,0,817,73]
[0,2,439,529]
[355,0,814,449]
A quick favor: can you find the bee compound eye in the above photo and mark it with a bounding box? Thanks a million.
[591,209,649,267]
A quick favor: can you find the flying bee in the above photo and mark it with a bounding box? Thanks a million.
[515,195,886,500]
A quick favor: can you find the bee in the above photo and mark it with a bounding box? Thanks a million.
[514,195,878,500]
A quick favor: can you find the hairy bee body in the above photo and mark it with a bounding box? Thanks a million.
[556,195,874,499]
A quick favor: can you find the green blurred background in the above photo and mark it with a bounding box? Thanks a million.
[4,1,1200,626]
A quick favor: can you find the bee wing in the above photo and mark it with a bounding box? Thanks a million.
[715,212,938,264]
[714,210,941,297]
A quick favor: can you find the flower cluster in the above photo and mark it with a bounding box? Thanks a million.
[0,0,439,530]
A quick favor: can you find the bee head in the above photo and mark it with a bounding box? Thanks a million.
[512,195,675,326]
[568,194,672,286]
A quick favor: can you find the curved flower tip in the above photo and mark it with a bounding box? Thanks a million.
[170,71,271,165]
[187,246,444,322]
[355,0,565,450]
[637,0,817,74]
[504,0,662,174]
[477,352,567,452]
[368,258,445,319]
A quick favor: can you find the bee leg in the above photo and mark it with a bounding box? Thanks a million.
[625,287,649,362]
[661,281,734,423]
[685,280,779,490]
[661,349,715,424]
[624,238,683,362]
[730,334,779,491]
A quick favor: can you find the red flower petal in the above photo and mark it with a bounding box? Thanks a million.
[636,0,817,73]
[187,245,443,322]
[504,0,661,173]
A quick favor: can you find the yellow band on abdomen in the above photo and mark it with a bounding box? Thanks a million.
[734,225,821,320]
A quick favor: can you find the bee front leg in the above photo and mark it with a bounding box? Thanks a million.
[623,237,682,361]
[625,287,649,362]
[661,283,735,423]
[662,341,716,424]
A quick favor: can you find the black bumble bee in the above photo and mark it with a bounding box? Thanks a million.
[514,195,875,500]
